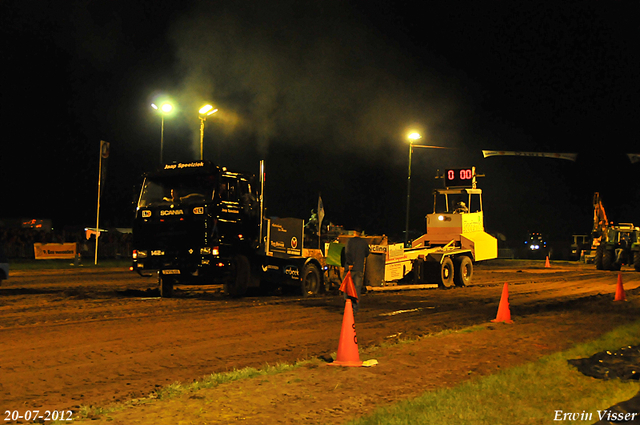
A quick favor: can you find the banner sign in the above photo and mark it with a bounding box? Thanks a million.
[268,217,303,258]
[482,150,577,162]
[100,140,110,158]
[34,243,77,260]
[387,243,405,260]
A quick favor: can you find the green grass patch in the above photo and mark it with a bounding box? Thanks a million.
[72,361,307,421]
[155,362,301,399]
[348,321,640,425]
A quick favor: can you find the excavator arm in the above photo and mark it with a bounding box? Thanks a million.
[592,192,608,238]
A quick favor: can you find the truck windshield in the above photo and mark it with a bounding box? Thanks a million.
[138,174,217,208]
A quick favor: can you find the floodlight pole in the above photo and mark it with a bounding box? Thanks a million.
[198,105,218,160]
[199,116,205,160]
[160,115,165,164]
[151,102,173,165]
[404,133,422,246]
[404,142,414,247]
[95,140,109,265]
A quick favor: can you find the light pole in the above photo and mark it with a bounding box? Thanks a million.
[404,132,422,246]
[151,102,173,164]
[198,105,218,161]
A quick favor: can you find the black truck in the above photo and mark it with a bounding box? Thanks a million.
[131,160,325,297]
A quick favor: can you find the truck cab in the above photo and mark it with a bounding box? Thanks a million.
[131,161,259,296]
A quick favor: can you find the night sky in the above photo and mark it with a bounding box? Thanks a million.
[1,1,638,248]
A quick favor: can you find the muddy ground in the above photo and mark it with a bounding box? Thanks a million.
[1,260,639,424]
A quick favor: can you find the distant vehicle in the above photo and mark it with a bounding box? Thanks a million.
[570,234,591,261]
[595,223,640,271]
[591,192,640,271]
[524,232,549,259]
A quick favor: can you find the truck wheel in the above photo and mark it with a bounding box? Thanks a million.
[595,245,604,270]
[453,256,473,287]
[226,254,250,297]
[602,248,615,271]
[439,257,455,288]
[301,263,322,297]
[634,252,640,272]
[159,275,174,298]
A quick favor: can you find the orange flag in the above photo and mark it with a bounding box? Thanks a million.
[339,271,358,299]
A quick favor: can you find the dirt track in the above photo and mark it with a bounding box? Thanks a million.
[1,260,639,422]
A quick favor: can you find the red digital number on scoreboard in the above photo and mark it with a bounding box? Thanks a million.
[445,168,474,187]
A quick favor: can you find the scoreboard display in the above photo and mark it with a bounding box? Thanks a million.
[444,167,475,188]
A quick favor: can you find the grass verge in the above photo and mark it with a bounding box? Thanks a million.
[348,321,640,425]
[69,362,306,422]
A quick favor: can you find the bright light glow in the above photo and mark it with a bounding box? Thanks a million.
[199,105,219,117]
[199,104,213,114]
[408,132,422,142]
[438,215,444,221]
[152,102,173,114]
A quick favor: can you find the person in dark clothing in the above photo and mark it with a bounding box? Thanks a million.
[345,227,370,314]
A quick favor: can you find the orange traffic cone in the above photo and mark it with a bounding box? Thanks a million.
[614,273,626,302]
[329,299,362,367]
[491,283,513,324]
[545,256,551,268]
